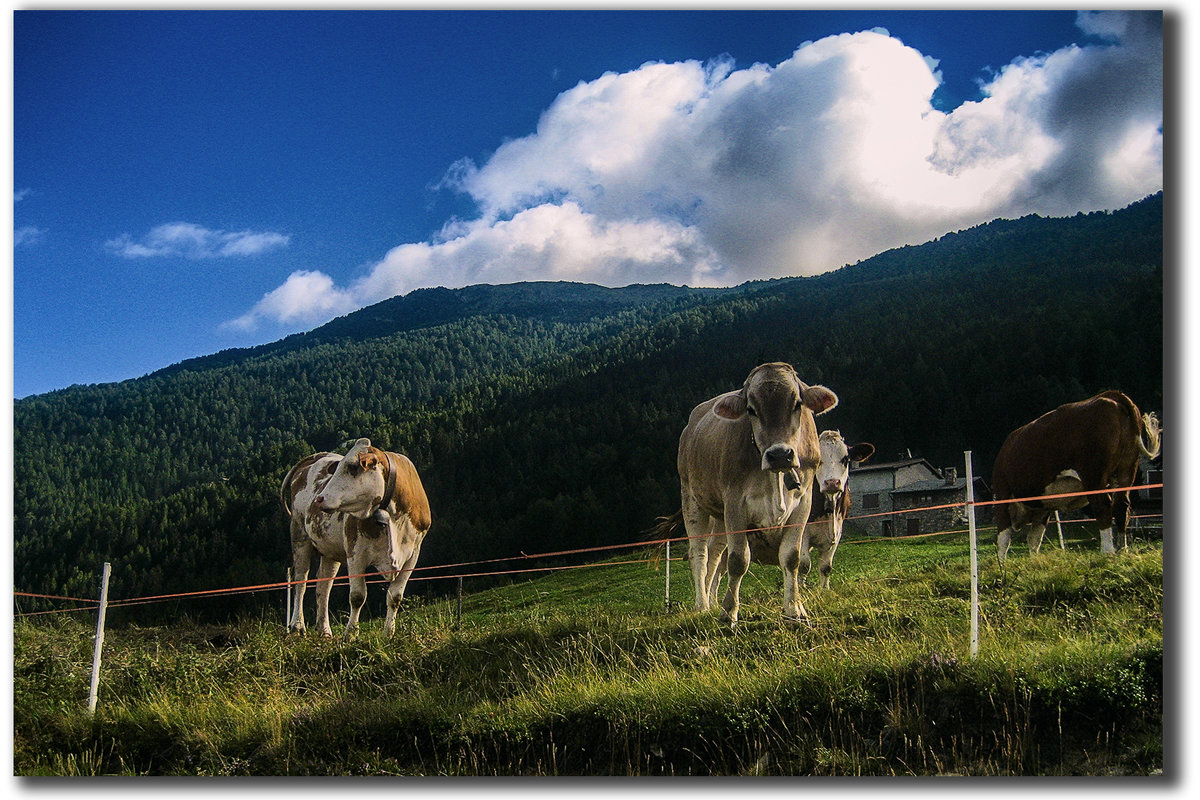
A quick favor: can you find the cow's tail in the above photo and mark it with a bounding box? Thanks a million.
[644,508,684,545]
[1139,411,1162,460]
[280,463,299,516]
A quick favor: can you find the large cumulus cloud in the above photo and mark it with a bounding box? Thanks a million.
[231,11,1162,332]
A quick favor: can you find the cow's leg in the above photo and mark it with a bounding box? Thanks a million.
[1026,523,1048,555]
[777,518,809,626]
[384,539,424,636]
[288,535,315,633]
[1114,490,1132,551]
[344,552,371,637]
[818,516,845,589]
[796,529,814,588]
[817,538,838,590]
[684,505,715,611]
[313,557,341,637]
[1097,492,1130,553]
[704,522,727,608]
[720,531,750,627]
[997,526,1015,561]
[707,547,727,608]
[995,499,1015,561]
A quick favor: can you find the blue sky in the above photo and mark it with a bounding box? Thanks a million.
[11,9,1166,399]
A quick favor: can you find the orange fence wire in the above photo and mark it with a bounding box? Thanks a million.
[14,482,1163,618]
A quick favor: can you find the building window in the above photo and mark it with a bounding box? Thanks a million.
[863,493,880,510]
[908,518,922,536]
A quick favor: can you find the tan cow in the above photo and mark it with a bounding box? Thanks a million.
[281,438,432,636]
[991,391,1160,559]
[697,430,874,603]
[677,363,838,626]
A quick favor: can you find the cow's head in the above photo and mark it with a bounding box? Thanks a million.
[815,430,875,500]
[714,362,839,473]
[314,438,388,520]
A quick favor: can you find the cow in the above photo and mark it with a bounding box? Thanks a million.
[694,430,875,603]
[991,390,1160,560]
[676,362,838,626]
[796,431,875,589]
[280,438,432,636]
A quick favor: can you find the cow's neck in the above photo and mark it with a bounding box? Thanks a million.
[372,451,397,525]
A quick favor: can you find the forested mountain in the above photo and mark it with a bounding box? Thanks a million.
[13,194,1164,614]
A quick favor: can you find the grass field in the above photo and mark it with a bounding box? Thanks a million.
[13,526,1164,776]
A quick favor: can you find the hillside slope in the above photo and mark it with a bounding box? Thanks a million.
[13,194,1163,607]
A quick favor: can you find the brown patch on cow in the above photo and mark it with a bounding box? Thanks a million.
[282,452,333,514]
[344,516,359,551]
[384,452,433,534]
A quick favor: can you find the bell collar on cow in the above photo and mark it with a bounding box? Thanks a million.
[371,450,399,527]
[783,468,804,493]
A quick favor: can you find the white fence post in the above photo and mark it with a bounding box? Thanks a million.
[285,567,292,628]
[87,562,112,715]
[664,539,671,610]
[964,452,979,659]
[1055,511,1066,550]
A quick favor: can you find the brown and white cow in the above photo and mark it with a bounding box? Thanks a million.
[698,430,875,602]
[991,391,1160,560]
[677,363,838,626]
[799,431,875,589]
[281,438,432,636]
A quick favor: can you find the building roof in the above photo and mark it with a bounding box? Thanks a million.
[851,457,939,475]
[891,476,988,495]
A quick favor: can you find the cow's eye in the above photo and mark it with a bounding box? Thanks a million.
[746,406,758,417]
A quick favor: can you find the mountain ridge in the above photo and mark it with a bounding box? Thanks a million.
[13,193,1162,608]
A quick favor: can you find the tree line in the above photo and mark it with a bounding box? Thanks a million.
[13,194,1163,618]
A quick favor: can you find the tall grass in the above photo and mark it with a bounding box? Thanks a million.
[14,531,1163,776]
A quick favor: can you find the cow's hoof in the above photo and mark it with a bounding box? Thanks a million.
[783,615,811,630]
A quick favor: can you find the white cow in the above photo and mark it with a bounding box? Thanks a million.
[281,438,432,636]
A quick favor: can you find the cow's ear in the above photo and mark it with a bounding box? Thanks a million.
[358,450,380,471]
[713,392,747,420]
[848,442,875,463]
[801,385,839,416]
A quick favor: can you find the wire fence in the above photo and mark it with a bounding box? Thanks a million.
[14,480,1164,620]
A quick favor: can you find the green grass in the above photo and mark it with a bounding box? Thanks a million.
[14,529,1163,776]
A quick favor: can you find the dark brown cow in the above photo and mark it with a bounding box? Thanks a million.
[991,391,1160,559]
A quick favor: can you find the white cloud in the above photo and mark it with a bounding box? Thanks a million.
[232,11,1162,331]
[14,226,46,247]
[223,270,356,332]
[107,222,290,259]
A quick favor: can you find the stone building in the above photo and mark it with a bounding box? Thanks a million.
[847,456,992,538]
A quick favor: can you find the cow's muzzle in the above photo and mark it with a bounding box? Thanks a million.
[763,444,796,471]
